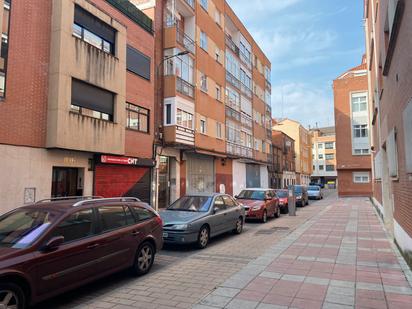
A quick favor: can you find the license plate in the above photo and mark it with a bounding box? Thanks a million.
[163,232,168,238]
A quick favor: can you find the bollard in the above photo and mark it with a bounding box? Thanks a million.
[288,186,296,216]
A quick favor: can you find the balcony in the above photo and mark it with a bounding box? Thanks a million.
[225,106,241,122]
[164,74,195,99]
[266,129,272,139]
[163,125,195,146]
[241,113,252,129]
[184,0,195,9]
[265,79,272,93]
[226,142,253,159]
[164,26,195,54]
[240,83,252,98]
[239,50,252,70]
[226,71,240,89]
[225,34,240,57]
[176,76,195,98]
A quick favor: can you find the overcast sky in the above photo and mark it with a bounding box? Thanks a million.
[226,0,366,129]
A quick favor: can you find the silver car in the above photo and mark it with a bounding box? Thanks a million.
[160,194,245,249]
[308,185,323,200]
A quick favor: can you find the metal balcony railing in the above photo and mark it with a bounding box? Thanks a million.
[226,142,253,159]
[225,34,240,57]
[225,106,241,122]
[176,27,195,54]
[241,114,252,129]
[184,0,195,9]
[226,71,240,89]
[176,76,195,98]
[240,83,252,98]
[240,50,252,69]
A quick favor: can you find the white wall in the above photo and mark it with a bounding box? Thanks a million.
[394,219,412,258]
[260,166,269,188]
[232,160,246,195]
[0,145,93,214]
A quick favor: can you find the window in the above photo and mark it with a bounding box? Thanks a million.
[200,31,208,50]
[325,142,334,149]
[226,87,240,110]
[126,103,149,133]
[213,196,226,211]
[353,124,368,138]
[215,48,221,62]
[403,99,412,173]
[352,94,367,112]
[127,46,151,80]
[318,143,324,149]
[200,0,208,11]
[200,119,207,134]
[0,0,11,98]
[98,206,134,232]
[214,9,221,26]
[176,109,193,129]
[216,85,221,101]
[325,153,334,160]
[318,154,324,160]
[164,49,194,84]
[354,149,370,155]
[222,196,236,208]
[132,207,155,222]
[165,104,172,125]
[387,128,398,178]
[319,165,324,171]
[200,73,208,92]
[216,122,222,139]
[326,165,335,171]
[73,5,115,55]
[52,209,94,243]
[353,172,370,183]
[71,79,115,121]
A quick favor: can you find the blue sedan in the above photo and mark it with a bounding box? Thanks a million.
[160,193,245,249]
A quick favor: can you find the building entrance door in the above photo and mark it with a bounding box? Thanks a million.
[158,156,170,209]
[51,167,82,197]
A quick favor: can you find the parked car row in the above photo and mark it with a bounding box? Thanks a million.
[0,185,324,308]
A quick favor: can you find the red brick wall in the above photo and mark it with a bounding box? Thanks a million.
[337,170,372,197]
[0,1,52,147]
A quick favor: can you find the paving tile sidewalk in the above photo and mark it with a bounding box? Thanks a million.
[195,197,412,309]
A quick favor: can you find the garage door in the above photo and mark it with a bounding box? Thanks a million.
[246,164,261,188]
[186,154,215,194]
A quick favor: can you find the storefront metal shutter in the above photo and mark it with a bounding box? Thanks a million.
[246,164,261,188]
[186,155,215,194]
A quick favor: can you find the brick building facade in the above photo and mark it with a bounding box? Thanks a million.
[364,0,412,265]
[270,131,296,189]
[333,57,373,197]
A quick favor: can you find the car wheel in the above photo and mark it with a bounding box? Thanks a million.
[0,282,26,309]
[275,207,280,218]
[197,226,210,249]
[262,210,268,223]
[132,242,155,276]
[233,217,243,234]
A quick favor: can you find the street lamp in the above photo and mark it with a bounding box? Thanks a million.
[152,50,190,211]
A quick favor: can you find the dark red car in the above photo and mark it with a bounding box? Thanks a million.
[235,189,280,223]
[275,189,289,213]
[0,197,163,309]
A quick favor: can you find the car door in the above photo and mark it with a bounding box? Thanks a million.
[269,190,279,215]
[95,205,143,274]
[222,195,241,231]
[32,208,102,297]
[208,196,227,236]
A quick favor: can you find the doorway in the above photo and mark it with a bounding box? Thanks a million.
[158,156,170,209]
[51,167,83,197]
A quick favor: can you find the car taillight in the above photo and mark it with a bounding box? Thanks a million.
[155,215,163,226]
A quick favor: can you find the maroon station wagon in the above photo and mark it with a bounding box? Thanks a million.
[0,197,163,309]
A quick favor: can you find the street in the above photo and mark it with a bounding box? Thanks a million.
[33,190,335,309]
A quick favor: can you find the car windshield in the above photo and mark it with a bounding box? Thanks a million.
[276,191,288,198]
[168,196,212,212]
[237,190,265,200]
[0,209,57,249]
[290,186,303,194]
[308,186,320,191]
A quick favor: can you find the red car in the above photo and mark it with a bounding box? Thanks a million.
[0,197,163,308]
[235,189,280,223]
[275,189,289,213]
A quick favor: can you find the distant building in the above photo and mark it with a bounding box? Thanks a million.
[333,57,372,197]
[310,127,338,188]
[270,130,296,189]
[272,119,312,186]
[365,0,412,265]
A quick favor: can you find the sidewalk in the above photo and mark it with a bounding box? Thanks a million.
[195,197,412,309]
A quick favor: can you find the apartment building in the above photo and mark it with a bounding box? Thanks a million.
[272,119,312,185]
[364,0,412,265]
[270,131,296,189]
[0,0,156,212]
[310,127,338,188]
[138,0,272,208]
[333,57,372,197]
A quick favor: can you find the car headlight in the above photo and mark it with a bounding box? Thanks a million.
[252,205,262,211]
[171,224,189,230]
[296,195,302,200]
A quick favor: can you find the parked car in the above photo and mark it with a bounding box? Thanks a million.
[275,189,289,213]
[308,185,323,200]
[235,189,280,223]
[161,194,245,249]
[310,182,325,189]
[0,196,163,309]
[289,185,309,207]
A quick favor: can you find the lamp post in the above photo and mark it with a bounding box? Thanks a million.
[152,50,190,211]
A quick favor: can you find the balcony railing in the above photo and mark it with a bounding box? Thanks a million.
[241,113,252,129]
[176,76,195,98]
[225,34,240,57]
[240,50,252,69]
[226,71,240,89]
[226,142,253,159]
[241,83,252,98]
[176,27,195,54]
[225,106,241,122]
[265,79,272,92]
[267,129,272,139]
[184,0,195,9]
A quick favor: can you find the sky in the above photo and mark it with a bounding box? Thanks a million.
[226,0,366,129]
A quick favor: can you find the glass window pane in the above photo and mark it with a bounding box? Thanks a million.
[83,29,103,50]
[73,24,82,38]
[98,206,127,232]
[52,209,94,243]
[139,113,148,132]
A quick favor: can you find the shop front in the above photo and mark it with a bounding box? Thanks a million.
[94,155,155,204]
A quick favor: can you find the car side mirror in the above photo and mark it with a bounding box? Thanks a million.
[234,195,239,199]
[213,207,219,214]
[43,236,64,252]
